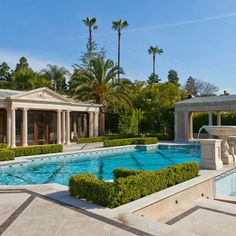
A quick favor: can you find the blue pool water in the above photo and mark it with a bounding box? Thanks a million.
[215,168,236,197]
[0,145,200,186]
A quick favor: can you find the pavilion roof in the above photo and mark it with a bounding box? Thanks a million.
[176,95,236,106]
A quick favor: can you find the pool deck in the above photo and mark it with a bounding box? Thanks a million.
[1,143,236,235]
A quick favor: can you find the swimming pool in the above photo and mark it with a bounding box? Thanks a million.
[215,167,236,197]
[0,145,200,186]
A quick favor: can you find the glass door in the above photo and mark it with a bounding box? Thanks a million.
[28,111,35,145]
[37,112,46,145]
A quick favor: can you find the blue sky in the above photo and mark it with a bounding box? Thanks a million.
[1,0,236,93]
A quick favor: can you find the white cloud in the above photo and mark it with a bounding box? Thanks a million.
[127,12,236,32]
[0,49,71,71]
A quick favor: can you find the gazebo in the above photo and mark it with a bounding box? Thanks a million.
[174,95,236,142]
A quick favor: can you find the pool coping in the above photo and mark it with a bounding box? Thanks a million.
[0,142,196,168]
[0,144,158,167]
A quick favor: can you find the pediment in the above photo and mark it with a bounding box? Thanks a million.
[10,87,72,103]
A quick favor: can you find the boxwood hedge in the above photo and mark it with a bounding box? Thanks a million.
[0,149,15,161]
[77,137,104,144]
[69,162,199,208]
[12,144,63,157]
[0,143,8,149]
[103,137,158,147]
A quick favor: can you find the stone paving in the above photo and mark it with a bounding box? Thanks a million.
[63,142,104,153]
[0,189,153,236]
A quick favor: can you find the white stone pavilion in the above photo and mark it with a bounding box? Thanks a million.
[0,87,101,147]
[174,95,236,142]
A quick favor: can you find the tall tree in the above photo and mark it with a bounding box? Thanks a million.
[40,65,69,94]
[168,69,179,84]
[11,57,35,90]
[148,46,163,75]
[70,56,131,135]
[0,62,11,88]
[112,19,128,81]
[82,17,98,60]
[147,73,160,85]
[15,57,30,71]
[185,76,218,96]
[0,62,10,81]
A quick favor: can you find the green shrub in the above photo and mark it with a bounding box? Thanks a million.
[0,149,15,161]
[113,168,143,179]
[77,137,104,144]
[12,144,63,157]
[0,143,8,149]
[69,162,199,208]
[103,137,157,147]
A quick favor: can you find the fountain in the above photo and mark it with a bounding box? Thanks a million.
[203,125,236,164]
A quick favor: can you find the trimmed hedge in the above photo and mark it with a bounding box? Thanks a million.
[0,149,15,161]
[69,162,199,208]
[103,137,158,147]
[76,135,141,144]
[12,144,63,157]
[113,168,143,179]
[77,137,104,144]
[0,143,8,149]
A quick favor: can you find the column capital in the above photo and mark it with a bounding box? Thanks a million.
[22,108,29,111]
[57,109,62,112]
[10,107,17,111]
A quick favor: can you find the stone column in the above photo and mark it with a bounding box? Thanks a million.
[89,112,94,137]
[229,136,236,162]
[22,108,28,147]
[57,110,61,144]
[189,112,194,140]
[94,111,99,137]
[217,112,221,126]
[208,112,213,125]
[174,111,179,142]
[6,108,11,147]
[208,112,213,138]
[184,111,189,142]
[61,111,66,144]
[199,139,223,170]
[10,107,16,148]
[66,110,71,145]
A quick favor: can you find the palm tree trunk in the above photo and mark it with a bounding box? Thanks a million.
[89,27,92,60]
[99,106,106,135]
[153,54,156,75]
[118,31,121,82]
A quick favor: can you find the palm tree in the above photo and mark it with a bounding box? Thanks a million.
[71,57,131,135]
[82,17,98,59]
[41,65,69,94]
[112,19,128,81]
[148,46,163,75]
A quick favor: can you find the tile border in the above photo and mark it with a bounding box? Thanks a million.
[165,205,236,225]
[0,189,154,236]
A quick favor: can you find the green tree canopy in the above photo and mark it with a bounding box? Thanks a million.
[168,69,179,84]
[40,65,69,94]
[70,56,131,134]
[15,57,30,71]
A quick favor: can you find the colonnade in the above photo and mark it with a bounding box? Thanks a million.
[174,110,222,142]
[7,108,99,148]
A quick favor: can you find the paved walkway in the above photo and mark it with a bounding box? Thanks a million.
[63,142,103,153]
[0,189,153,236]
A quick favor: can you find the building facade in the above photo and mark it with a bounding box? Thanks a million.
[174,95,236,142]
[0,87,101,147]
